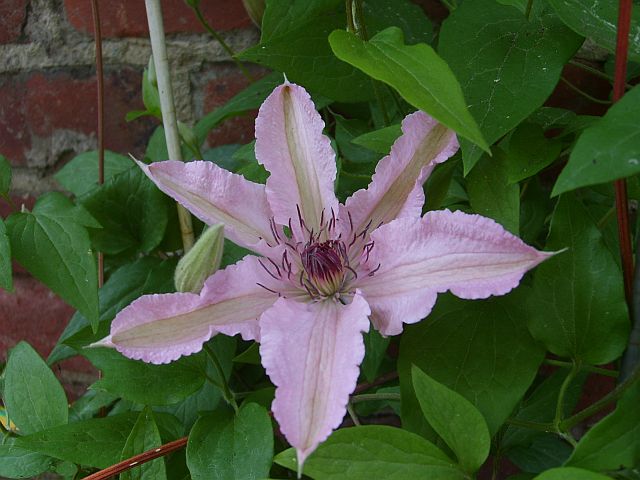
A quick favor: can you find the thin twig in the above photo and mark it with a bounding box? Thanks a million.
[559,77,612,105]
[145,0,195,253]
[612,0,635,307]
[568,59,634,90]
[82,437,188,480]
[353,370,398,394]
[543,358,618,378]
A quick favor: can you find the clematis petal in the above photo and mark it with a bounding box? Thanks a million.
[255,82,338,238]
[342,112,458,238]
[139,160,276,253]
[94,255,281,364]
[356,210,553,336]
[259,293,370,470]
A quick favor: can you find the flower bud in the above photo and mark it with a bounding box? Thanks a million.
[242,0,265,27]
[175,224,224,293]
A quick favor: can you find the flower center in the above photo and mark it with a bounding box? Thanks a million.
[300,240,352,297]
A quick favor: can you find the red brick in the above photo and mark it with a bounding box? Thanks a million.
[0,69,156,166]
[203,70,256,147]
[0,0,27,44]
[0,77,30,165]
[64,0,251,38]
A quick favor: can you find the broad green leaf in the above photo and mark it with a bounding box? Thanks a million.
[202,144,243,172]
[54,150,132,197]
[507,435,573,473]
[4,342,68,435]
[533,467,612,480]
[528,194,629,364]
[240,13,374,102]
[505,123,563,183]
[274,425,460,479]
[335,115,380,164]
[438,0,582,172]
[142,67,161,119]
[553,85,640,195]
[412,366,490,473]
[0,153,11,198]
[351,124,402,154]
[85,347,205,406]
[69,390,118,423]
[6,200,99,326]
[187,403,273,480]
[363,0,434,45]
[144,126,169,162]
[30,192,100,228]
[547,0,640,62]
[566,384,640,470]
[0,439,53,479]
[156,335,237,433]
[260,0,341,40]
[195,73,283,144]
[329,27,487,150]
[361,329,390,382]
[14,413,137,469]
[120,408,167,480]
[467,149,520,234]
[0,218,12,291]
[80,166,169,255]
[399,294,544,437]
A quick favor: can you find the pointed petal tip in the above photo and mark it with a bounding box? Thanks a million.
[87,335,115,349]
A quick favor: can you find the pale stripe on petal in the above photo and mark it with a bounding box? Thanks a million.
[95,255,281,364]
[255,83,338,238]
[139,160,276,253]
[342,112,458,239]
[356,211,553,336]
[259,293,370,470]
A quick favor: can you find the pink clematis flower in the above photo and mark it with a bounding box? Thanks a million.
[96,82,551,468]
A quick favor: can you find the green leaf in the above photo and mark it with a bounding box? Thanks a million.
[120,408,167,480]
[528,194,629,364]
[6,203,99,325]
[85,347,205,406]
[80,166,169,255]
[187,403,273,480]
[274,426,461,479]
[260,0,341,40]
[363,0,434,45]
[505,123,563,183]
[54,150,132,197]
[553,85,640,195]
[467,149,520,234]
[566,384,640,470]
[351,124,402,154]
[361,329,390,383]
[69,390,118,423]
[412,366,491,473]
[0,153,11,198]
[335,115,380,164]
[14,413,137,469]
[547,0,640,62]
[195,73,283,144]
[142,67,161,119]
[0,218,12,292]
[0,438,53,479]
[30,192,101,228]
[533,467,612,480]
[507,435,573,473]
[329,27,487,150]
[240,13,374,103]
[4,342,68,435]
[399,293,544,437]
[438,0,582,172]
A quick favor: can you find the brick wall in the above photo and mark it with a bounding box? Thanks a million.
[0,0,259,396]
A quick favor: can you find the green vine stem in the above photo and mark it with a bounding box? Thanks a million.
[145,0,195,253]
[559,77,612,105]
[553,360,580,430]
[543,358,618,378]
[187,2,255,83]
[350,392,401,403]
[525,0,534,20]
